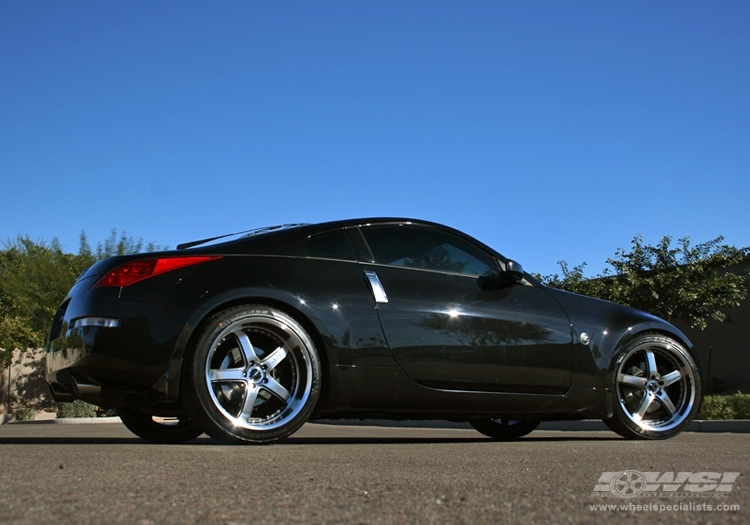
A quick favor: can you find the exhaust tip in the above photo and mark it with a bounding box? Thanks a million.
[71,378,102,400]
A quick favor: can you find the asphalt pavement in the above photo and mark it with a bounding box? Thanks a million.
[0,422,747,525]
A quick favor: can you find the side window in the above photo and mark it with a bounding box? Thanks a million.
[360,225,499,276]
[306,230,355,261]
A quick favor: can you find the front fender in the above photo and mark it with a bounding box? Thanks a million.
[543,288,695,390]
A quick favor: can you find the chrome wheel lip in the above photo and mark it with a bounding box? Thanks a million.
[205,314,314,431]
[615,340,697,433]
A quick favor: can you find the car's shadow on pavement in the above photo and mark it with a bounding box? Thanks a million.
[280,435,624,445]
[0,434,623,445]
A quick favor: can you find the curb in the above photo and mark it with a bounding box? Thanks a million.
[695,420,750,433]
[8,417,122,425]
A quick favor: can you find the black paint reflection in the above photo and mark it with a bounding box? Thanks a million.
[417,313,553,348]
[385,311,572,394]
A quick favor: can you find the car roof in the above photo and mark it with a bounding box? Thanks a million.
[179,218,446,249]
[177,217,507,262]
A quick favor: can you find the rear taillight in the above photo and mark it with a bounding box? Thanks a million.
[93,256,222,287]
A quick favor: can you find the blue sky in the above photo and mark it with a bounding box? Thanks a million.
[2,1,748,277]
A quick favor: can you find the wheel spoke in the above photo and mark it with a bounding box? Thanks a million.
[261,346,288,372]
[619,373,648,389]
[645,350,658,378]
[236,332,261,364]
[655,390,677,415]
[661,370,682,388]
[263,376,292,403]
[238,384,261,422]
[209,368,246,383]
[633,393,653,421]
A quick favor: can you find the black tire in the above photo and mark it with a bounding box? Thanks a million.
[470,418,540,440]
[117,407,203,444]
[183,305,321,444]
[604,333,701,440]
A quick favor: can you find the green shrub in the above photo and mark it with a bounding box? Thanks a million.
[729,393,750,419]
[698,397,735,420]
[697,393,750,420]
[14,407,36,421]
[56,400,97,419]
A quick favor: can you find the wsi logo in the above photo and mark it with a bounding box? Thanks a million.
[592,471,740,498]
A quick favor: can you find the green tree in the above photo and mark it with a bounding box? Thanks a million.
[0,237,83,357]
[0,230,166,360]
[541,235,750,330]
[79,229,166,262]
[0,292,39,368]
[539,261,614,302]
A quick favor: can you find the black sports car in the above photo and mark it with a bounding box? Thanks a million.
[46,218,702,443]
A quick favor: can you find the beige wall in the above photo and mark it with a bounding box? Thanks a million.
[0,348,55,412]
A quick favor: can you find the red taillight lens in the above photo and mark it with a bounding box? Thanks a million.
[93,256,222,287]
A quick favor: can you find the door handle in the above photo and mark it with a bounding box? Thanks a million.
[363,270,389,304]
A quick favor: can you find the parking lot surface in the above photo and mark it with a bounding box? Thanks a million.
[0,422,747,524]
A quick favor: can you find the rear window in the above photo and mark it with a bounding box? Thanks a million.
[305,230,355,261]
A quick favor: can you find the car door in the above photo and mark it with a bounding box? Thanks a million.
[355,223,573,394]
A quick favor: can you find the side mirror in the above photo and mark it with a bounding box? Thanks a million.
[504,259,525,281]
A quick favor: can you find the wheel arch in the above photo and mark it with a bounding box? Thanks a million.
[606,321,698,379]
[168,291,336,409]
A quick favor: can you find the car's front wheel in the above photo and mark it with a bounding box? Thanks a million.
[470,418,540,440]
[183,305,321,444]
[117,407,203,444]
[604,333,701,440]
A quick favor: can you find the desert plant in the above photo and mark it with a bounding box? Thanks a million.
[14,407,36,421]
[56,400,97,419]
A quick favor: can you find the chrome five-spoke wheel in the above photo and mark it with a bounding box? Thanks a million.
[183,305,321,444]
[605,333,701,440]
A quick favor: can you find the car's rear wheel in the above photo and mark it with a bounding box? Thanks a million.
[604,333,701,440]
[183,305,321,444]
[117,407,203,444]
[470,418,540,440]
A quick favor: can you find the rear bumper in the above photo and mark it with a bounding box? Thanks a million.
[46,285,201,407]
